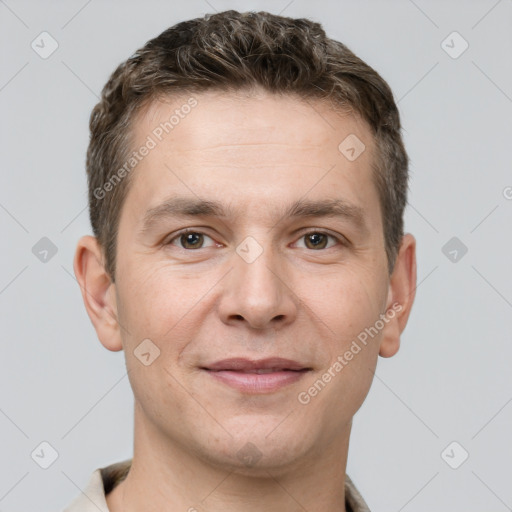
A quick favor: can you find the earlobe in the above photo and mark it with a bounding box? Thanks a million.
[378,233,417,358]
[73,235,123,352]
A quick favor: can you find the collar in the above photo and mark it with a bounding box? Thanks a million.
[63,459,371,511]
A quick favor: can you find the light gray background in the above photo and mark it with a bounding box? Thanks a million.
[1,0,511,510]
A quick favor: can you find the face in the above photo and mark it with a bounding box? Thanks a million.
[83,89,414,474]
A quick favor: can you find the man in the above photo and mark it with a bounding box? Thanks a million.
[66,9,416,512]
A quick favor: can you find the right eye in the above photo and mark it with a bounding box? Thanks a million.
[166,229,217,250]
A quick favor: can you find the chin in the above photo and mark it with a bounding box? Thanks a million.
[203,444,305,477]
[194,420,313,476]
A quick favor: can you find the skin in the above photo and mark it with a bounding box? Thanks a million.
[74,88,416,512]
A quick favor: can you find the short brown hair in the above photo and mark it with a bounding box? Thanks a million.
[87,10,409,280]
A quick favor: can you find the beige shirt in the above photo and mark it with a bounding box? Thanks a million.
[63,459,371,511]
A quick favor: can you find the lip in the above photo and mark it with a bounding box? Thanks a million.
[201,358,311,393]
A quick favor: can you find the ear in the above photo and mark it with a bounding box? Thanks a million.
[73,235,123,352]
[379,233,417,358]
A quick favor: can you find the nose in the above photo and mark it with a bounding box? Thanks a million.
[217,241,298,331]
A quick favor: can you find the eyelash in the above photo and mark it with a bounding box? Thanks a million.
[165,228,346,251]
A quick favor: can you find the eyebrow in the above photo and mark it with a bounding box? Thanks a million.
[139,196,368,236]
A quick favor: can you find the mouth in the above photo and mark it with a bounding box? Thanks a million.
[201,358,312,393]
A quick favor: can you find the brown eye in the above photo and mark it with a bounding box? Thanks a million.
[167,230,216,250]
[305,233,328,249]
[180,232,204,249]
[296,232,339,250]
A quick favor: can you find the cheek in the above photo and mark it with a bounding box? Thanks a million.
[308,268,387,414]
[301,265,387,346]
[116,262,201,339]
[126,356,193,433]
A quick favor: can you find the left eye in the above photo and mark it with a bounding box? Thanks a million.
[295,232,339,250]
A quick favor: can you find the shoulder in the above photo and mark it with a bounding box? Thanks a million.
[61,459,132,512]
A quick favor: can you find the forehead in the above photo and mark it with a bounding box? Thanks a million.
[122,89,379,224]
[138,89,371,155]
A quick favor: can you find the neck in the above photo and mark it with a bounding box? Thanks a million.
[107,404,351,512]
